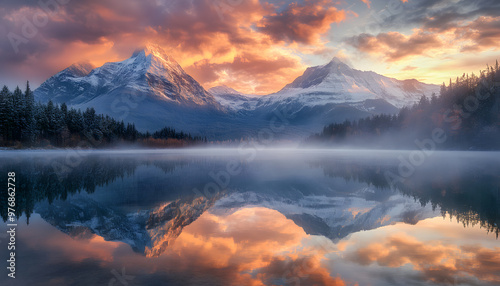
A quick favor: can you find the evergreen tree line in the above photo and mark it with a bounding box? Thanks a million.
[0,156,185,223]
[0,82,204,148]
[313,159,500,238]
[308,61,500,150]
[152,126,207,142]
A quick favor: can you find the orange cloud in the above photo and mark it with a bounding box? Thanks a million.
[361,0,371,9]
[257,0,347,45]
[0,0,344,94]
[186,52,303,94]
[457,16,500,52]
[346,31,443,62]
[19,219,122,263]
[346,232,500,284]
[402,65,417,71]
[18,207,346,285]
[166,207,343,284]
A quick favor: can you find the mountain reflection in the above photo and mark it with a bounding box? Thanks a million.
[0,150,499,260]
[0,152,186,222]
[310,152,500,238]
[4,208,499,286]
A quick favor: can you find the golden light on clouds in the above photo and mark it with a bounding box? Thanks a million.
[1,0,499,94]
[16,207,500,285]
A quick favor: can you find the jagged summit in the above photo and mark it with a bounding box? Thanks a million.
[128,43,185,76]
[62,61,95,78]
[35,46,220,109]
[33,46,224,132]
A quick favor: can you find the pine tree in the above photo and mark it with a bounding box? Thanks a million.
[430,93,438,105]
[440,82,446,97]
[22,81,36,144]
[0,86,10,142]
[11,86,23,141]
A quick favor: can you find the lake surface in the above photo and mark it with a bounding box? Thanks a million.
[0,149,499,286]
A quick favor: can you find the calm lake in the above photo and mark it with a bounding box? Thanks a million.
[0,149,499,286]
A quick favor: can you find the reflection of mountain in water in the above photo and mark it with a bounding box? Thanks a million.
[35,194,222,257]
[310,154,500,238]
[144,194,222,257]
[211,190,436,241]
[1,151,498,258]
[0,154,185,222]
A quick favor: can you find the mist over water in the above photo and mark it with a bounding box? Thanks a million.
[1,149,499,285]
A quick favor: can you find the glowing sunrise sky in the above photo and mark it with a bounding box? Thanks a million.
[1,0,500,94]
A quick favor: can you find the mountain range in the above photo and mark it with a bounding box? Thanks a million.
[34,44,439,139]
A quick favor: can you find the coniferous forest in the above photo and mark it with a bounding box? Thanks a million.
[0,82,206,148]
[307,62,500,150]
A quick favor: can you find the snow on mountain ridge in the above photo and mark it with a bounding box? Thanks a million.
[208,85,242,96]
[64,61,95,78]
[211,191,438,240]
[35,46,221,108]
[208,85,260,111]
[34,50,439,136]
[262,57,439,109]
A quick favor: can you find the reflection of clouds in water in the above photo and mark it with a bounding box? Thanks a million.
[3,208,345,285]
[1,150,499,285]
[167,207,345,285]
[335,217,500,286]
[4,208,500,285]
[347,234,500,284]
[2,150,499,239]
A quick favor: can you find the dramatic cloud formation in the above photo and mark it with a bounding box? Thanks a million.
[346,31,444,61]
[347,14,500,66]
[342,0,500,85]
[155,207,345,285]
[346,232,500,284]
[12,208,500,285]
[257,0,346,45]
[457,16,500,52]
[19,207,344,285]
[0,0,499,91]
[0,0,347,94]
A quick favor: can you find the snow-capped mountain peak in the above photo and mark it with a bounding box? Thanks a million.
[265,57,439,109]
[127,43,186,76]
[35,45,222,110]
[281,57,354,90]
[34,49,438,136]
[324,56,352,70]
[64,61,95,77]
